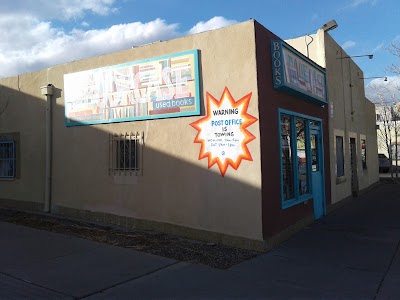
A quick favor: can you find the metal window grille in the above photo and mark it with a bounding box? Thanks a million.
[0,141,16,178]
[109,132,143,176]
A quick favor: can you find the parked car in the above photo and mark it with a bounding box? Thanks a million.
[379,153,391,173]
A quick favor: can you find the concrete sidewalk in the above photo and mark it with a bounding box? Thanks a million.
[0,183,399,299]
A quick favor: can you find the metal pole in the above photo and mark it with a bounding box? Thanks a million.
[41,85,54,212]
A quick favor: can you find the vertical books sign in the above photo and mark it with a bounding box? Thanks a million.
[64,50,200,126]
[271,40,327,105]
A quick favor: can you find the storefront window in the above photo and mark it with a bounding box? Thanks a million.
[296,118,308,195]
[280,115,294,200]
[310,134,318,172]
[280,111,317,208]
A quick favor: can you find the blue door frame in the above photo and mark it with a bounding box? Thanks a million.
[278,109,326,218]
[310,127,325,219]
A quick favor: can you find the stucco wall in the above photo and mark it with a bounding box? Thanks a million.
[0,21,263,241]
[362,99,379,186]
[285,33,326,68]
[0,71,48,205]
[324,33,379,201]
[287,30,379,203]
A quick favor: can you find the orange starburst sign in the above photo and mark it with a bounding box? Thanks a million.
[190,87,258,176]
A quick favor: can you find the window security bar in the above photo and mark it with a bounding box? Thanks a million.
[109,132,143,176]
[0,141,16,178]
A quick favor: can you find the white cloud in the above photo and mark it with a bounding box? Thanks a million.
[365,76,400,103]
[0,0,117,20]
[371,42,384,53]
[188,16,237,35]
[0,17,180,77]
[343,0,379,9]
[348,0,369,8]
[342,40,356,50]
[0,14,237,78]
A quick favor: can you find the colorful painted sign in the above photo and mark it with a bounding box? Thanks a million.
[271,40,327,105]
[64,50,200,126]
[190,87,258,176]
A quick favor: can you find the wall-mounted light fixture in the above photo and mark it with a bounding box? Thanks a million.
[360,76,387,81]
[337,54,373,60]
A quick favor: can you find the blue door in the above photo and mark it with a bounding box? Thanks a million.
[310,128,325,219]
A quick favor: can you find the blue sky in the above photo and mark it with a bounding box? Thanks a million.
[0,0,399,94]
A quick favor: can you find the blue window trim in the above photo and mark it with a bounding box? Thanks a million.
[278,109,323,209]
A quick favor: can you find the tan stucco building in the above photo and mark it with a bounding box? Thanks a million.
[287,27,379,204]
[0,20,378,250]
[375,105,400,161]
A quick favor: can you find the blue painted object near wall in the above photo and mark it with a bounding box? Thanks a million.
[278,109,325,219]
[271,40,327,106]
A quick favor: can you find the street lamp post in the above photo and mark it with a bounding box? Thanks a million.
[337,54,374,60]
[338,53,374,123]
[360,76,387,81]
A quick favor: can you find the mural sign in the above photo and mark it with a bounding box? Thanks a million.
[64,50,200,126]
[271,40,327,105]
[190,87,258,176]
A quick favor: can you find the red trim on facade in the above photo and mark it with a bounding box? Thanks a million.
[254,21,331,239]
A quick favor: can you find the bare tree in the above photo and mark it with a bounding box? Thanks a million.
[365,41,400,181]
[387,42,400,75]
[368,81,400,181]
[387,41,400,180]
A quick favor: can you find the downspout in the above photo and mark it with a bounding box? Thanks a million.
[40,84,54,213]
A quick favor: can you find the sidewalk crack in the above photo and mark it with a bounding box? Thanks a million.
[76,261,180,299]
[373,238,400,299]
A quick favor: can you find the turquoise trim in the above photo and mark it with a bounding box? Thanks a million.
[278,109,324,210]
[278,112,285,204]
[291,116,299,200]
[279,109,322,122]
[310,127,326,218]
[317,122,327,216]
[271,40,327,106]
[271,40,285,90]
[65,49,201,127]
[65,110,198,127]
[305,121,312,194]
[282,194,313,209]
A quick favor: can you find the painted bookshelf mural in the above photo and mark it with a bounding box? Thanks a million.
[64,50,200,126]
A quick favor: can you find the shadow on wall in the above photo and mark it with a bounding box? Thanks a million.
[0,84,263,249]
